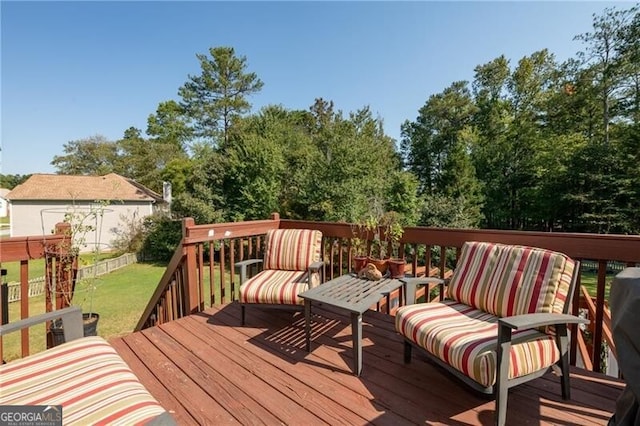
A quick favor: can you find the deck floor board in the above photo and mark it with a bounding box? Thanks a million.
[111,302,624,425]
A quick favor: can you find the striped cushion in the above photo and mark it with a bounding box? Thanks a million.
[395,301,560,388]
[0,336,168,425]
[239,270,316,305]
[447,242,575,317]
[263,229,322,271]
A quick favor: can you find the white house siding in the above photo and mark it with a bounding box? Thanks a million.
[10,200,156,252]
[0,198,8,217]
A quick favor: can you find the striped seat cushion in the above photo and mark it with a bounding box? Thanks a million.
[0,336,169,425]
[239,270,315,305]
[447,242,575,317]
[395,301,560,388]
[263,229,322,271]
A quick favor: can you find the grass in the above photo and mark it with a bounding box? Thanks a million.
[580,271,615,302]
[2,262,166,362]
[2,254,115,283]
[0,217,8,225]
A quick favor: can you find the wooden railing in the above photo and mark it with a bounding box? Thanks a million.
[137,214,640,374]
[0,225,72,360]
[3,215,637,374]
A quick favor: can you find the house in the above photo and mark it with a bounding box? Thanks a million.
[0,188,9,217]
[5,173,167,251]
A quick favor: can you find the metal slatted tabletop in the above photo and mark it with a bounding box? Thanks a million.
[300,273,407,376]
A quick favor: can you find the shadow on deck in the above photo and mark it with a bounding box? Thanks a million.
[110,303,623,425]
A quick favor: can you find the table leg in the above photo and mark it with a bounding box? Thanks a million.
[305,299,311,352]
[351,312,362,376]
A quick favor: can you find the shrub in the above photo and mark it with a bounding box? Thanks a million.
[141,214,182,261]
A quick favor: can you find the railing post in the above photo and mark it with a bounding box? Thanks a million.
[182,217,200,313]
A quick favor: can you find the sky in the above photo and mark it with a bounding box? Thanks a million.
[0,1,631,176]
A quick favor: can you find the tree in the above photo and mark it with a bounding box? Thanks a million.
[170,142,225,224]
[146,100,193,151]
[401,81,478,195]
[617,5,640,124]
[575,5,638,145]
[178,46,264,146]
[305,101,401,223]
[402,81,483,227]
[117,127,187,194]
[222,106,291,221]
[51,135,119,175]
[0,174,30,189]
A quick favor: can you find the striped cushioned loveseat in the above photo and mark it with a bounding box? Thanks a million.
[0,307,174,425]
[395,241,585,425]
[238,228,323,325]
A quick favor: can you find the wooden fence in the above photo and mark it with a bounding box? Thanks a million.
[4,253,138,303]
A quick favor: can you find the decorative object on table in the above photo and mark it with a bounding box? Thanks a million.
[357,263,383,281]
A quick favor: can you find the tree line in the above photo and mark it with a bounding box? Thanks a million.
[4,5,639,235]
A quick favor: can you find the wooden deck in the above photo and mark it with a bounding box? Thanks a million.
[111,303,624,425]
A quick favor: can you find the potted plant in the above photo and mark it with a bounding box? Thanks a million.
[382,211,406,278]
[44,203,108,345]
[350,220,371,273]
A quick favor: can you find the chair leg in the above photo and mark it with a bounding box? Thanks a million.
[495,324,512,426]
[241,305,246,326]
[404,340,412,363]
[556,324,571,400]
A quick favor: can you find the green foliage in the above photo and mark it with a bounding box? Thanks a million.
[2,262,166,361]
[140,214,183,261]
[304,100,401,223]
[420,193,482,229]
[401,4,639,233]
[117,127,188,194]
[0,173,30,189]
[146,100,193,151]
[51,135,119,175]
[178,46,264,145]
[223,106,303,221]
[111,211,147,255]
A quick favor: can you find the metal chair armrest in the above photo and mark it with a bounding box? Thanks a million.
[0,306,83,342]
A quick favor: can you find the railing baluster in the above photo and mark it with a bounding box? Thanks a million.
[209,241,216,306]
[593,260,607,372]
[197,243,204,309]
[219,242,226,303]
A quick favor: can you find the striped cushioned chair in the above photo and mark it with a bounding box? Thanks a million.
[395,241,587,426]
[237,229,323,325]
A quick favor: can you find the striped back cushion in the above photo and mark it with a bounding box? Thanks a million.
[447,242,500,308]
[448,241,575,317]
[263,229,322,271]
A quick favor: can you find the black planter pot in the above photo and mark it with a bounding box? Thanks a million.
[51,312,99,346]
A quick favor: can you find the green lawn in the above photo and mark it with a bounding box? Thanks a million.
[2,254,115,283]
[2,262,166,361]
[580,271,615,301]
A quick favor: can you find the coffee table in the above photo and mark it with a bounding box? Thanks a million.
[300,273,425,376]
